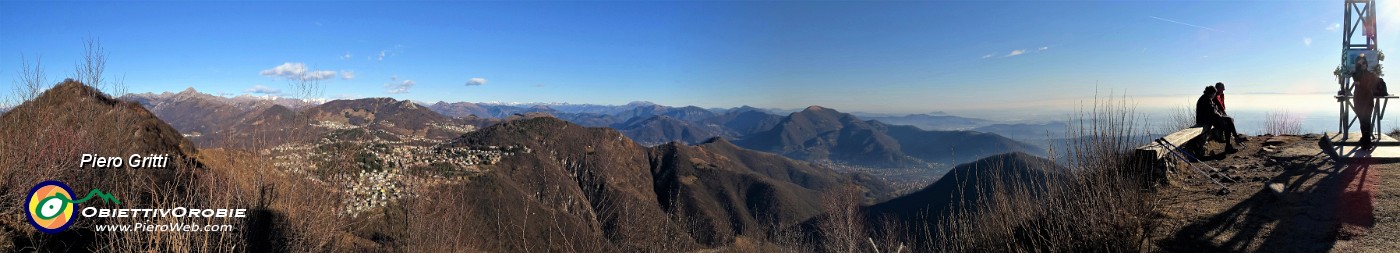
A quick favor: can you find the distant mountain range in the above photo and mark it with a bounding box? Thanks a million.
[121,89,492,148]
[735,106,1043,168]
[862,113,992,131]
[425,99,1064,150]
[121,88,315,138]
[431,102,1045,169]
[116,88,1048,169]
[972,121,1070,142]
[615,115,724,146]
[427,100,680,119]
[735,106,925,168]
[699,106,784,137]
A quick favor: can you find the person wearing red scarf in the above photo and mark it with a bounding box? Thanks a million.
[1214,82,1227,116]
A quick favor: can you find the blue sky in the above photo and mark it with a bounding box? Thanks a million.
[0,0,1386,117]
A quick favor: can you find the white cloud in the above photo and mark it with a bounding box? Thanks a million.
[1328,23,1341,31]
[342,71,356,80]
[1304,37,1313,46]
[340,52,353,60]
[385,80,415,94]
[466,77,487,86]
[982,54,993,59]
[245,85,281,95]
[259,62,336,81]
[377,50,387,61]
[1038,46,1050,51]
[1005,49,1025,57]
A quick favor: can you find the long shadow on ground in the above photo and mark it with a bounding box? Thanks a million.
[1160,153,1375,252]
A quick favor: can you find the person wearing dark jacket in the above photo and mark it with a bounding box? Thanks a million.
[1197,86,1244,151]
[1354,57,1380,148]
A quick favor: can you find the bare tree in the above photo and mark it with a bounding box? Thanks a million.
[4,53,43,109]
[290,72,324,101]
[75,35,107,91]
[113,73,128,98]
[15,54,46,102]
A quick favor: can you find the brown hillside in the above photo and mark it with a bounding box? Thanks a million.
[0,79,202,179]
[438,116,691,251]
[420,117,893,251]
[648,137,895,245]
[0,79,223,251]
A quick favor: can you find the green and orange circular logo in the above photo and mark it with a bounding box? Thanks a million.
[26,180,77,234]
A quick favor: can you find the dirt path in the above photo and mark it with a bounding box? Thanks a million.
[1148,134,1400,252]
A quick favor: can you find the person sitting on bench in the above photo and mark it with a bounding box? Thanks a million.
[1197,86,1245,152]
[1214,82,1229,116]
[1212,82,1249,141]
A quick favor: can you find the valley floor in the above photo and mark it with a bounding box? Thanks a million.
[1147,134,1400,252]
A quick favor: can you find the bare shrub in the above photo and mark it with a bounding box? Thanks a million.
[763,220,814,252]
[872,215,908,253]
[392,190,481,252]
[1157,99,1195,135]
[818,185,867,253]
[1262,110,1303,136]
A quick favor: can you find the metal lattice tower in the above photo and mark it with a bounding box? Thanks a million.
[1337,0,1380,138]
[1344,0,1378,51]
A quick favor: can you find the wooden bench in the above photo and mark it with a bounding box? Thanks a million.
[1133,126,1207,187]
[1136,126,1205,160]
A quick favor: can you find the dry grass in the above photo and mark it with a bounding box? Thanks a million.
[931,92,1161,252]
